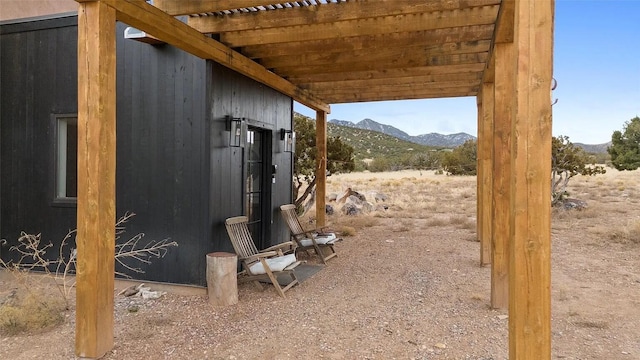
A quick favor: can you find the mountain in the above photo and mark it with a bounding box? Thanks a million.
[329,118,475,147]
[414,132,476,147]
[574,142,611,154]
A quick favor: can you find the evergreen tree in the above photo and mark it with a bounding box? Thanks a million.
[608,116,640,171]
[293,113,355,210]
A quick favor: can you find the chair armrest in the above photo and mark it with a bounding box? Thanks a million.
[243,251,278,263]
[263,241,297,253]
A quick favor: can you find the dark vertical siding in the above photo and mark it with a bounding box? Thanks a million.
[208,63,293,252]
[114,23,209,285]
[0,17,78,262]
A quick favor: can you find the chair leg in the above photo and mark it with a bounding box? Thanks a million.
[264,269,286,297]
[321,245,337,263]
[313,244,327,265]
[252,280,264,290]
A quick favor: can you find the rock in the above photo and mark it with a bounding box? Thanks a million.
[325,204,334,215]
[327,193,338,202]
[497,315,509,320]
[562,198,588,210]
[342,203,360,216]
[346,195,364,206]
[122,285,139,297]
[434,343,447,349]
[373,192,388,202]
[351,190,367,202]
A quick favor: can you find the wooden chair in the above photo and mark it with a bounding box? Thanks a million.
[279,204,342,264]
[224,216,301,298]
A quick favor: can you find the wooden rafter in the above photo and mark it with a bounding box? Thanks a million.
[187,0,501,33]
[259,40,491,69]
[241,25,495,59]
[273,52,488,77]
[286,63,486,84]
[154,0,294,15]
[300,72,483,92]
[215,6,499,47]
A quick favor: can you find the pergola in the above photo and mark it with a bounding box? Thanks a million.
[73,0,553,358]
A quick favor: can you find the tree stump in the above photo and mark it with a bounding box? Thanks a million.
[206,252,238,306]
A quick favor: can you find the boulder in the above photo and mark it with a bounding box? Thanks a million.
[562,198,588,210]
[325,204,334,215]
[342,203,360,216]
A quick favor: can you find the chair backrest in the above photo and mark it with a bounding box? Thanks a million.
[280,204,306,237]
[224,216,259,259]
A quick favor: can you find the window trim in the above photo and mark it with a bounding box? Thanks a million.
[52,113,78,207]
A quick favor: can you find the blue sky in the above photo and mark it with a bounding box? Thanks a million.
[294,0,640,144]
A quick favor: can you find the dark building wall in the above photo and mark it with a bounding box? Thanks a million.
[114,22,210,285]
[0,16,79,260]
[0,16,294,286]
[208,63,293,254]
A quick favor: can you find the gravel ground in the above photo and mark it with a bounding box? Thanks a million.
[1,170,639,359]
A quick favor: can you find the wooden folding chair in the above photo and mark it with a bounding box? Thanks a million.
[224,216,301,297]
[280,204,342,264]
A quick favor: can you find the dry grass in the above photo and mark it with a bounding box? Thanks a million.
[0,288,65,335]
[328,168,640,249]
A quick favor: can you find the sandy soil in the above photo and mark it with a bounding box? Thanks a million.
[1,169,639,359]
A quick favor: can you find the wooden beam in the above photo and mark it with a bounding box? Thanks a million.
[322,89,478,104]
[300,72,482,92]
[491,42,514,310]
[313,81,482,100]
[315,110,327,227]
[217,5,499,47]
[259,40,491,69]
[287,63,486,84]
[274,52,489,77]
[494,0,516,43]
[189,0,501,33]
[483,0,514,83]
[509,0,554,358]
[101,0,329,113]
[153,0,283,15]
[478,81,494,267]
[75,1,116,358]
[241,25,495,59]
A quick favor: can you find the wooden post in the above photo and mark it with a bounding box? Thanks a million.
[206,252,238,306]
[477,82,494,267]
[315,110,327,227]
[509,0,554,358]
[75,1,116,358]
[491,42,515,310]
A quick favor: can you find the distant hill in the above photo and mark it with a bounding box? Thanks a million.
[329,118,476,147]
[574,142,611,154]
[325,122,436,164]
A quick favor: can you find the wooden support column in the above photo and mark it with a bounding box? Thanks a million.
[491,42,515,309]
[509,0,554,358]
[477,82,494,267]
[76,1,116,358]
[315,110,327,227]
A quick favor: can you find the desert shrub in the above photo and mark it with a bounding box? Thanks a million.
[552,135,606,205]
[442,140,477,175]
[368,157,392,172]
[339,226,356,236]
[0,290,65,335]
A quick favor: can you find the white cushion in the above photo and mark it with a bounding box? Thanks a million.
[249,253,297,275]
[299,233,337,247]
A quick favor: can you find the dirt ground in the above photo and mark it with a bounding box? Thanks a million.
[1,169,639,359]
